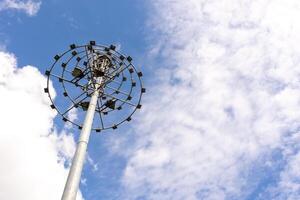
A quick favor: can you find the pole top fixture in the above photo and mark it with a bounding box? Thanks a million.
[45,41,145,132]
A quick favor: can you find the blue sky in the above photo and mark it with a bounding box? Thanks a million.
[1,0,148,67]
[1,0,300,200]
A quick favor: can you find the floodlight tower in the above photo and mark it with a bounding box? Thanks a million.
[44,41,145,200]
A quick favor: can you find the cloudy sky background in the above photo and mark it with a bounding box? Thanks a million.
[1,0,300,199]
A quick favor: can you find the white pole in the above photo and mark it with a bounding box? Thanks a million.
[61,77,102,200]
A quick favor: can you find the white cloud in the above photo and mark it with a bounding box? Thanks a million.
[0,0,41,16]
[0,51,83,200]
[121,0,300,199]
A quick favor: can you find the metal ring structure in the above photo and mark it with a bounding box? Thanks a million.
[44,41,145,132]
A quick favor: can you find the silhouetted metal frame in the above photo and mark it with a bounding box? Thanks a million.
[44,43,144,132]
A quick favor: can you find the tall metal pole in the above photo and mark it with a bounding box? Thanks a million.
[44,42,145,200]
[61,77,102,200]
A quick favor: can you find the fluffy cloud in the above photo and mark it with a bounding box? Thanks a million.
[121,0,300,199]
[0,51,83,200]
[0,0,41,16]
